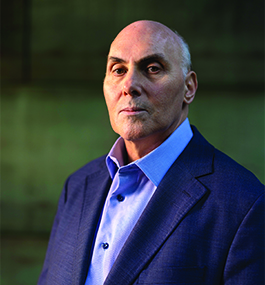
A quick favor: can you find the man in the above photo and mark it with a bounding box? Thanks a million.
[38,20,264,285]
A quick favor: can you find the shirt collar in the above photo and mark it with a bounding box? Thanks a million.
[106,118,193,186]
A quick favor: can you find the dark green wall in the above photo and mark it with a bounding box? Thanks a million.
[1,2,264,283]
[2,0,264,88]
[1,0,264,234]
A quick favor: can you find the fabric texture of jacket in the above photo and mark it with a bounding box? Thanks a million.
[38,126,264,285]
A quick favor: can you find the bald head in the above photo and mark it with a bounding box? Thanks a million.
[103,20,198,158]
[112,20,177,43]
[110,20,192,76]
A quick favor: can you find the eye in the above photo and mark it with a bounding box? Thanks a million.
[114,68,126,75]
[146,65,161,74]
[111,65,127,76]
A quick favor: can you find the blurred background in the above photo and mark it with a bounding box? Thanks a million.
[1,0,264,284]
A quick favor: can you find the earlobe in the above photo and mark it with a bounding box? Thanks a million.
[183,71,198,105]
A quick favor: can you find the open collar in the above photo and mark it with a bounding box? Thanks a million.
[106,118,193,187]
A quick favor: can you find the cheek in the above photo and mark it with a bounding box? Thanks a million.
[104,84,118,114]
[105,99,116,124]
[150,84,185,122]
[151,82,184,108]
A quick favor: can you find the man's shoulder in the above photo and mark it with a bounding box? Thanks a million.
[188,126,264,198]
[68,154,108,182]
[56,155,110,208]
[212,147,264,202]
[213,146,262,184]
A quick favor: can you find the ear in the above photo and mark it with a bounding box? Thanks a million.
[183,71,198,105]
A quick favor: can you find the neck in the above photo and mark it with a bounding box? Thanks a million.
[124,138,163,163]
[123,112,189,163]
[124,124,178,163]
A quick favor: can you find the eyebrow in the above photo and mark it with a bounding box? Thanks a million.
[107,56,126,64]
[107,53,169,67]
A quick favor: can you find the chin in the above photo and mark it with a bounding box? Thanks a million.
[114,121,147,141]
[119,128,148,142]
[120,132,144,142]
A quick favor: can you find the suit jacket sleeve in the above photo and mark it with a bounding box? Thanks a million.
[223,192,264,284]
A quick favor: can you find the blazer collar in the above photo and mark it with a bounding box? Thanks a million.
[104,126,214,285]
[178,125,214,179]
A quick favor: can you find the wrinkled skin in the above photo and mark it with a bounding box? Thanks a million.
[103,20,197,162]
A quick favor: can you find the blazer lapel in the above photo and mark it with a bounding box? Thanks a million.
[104,127,214,285]
[72,164,112,285]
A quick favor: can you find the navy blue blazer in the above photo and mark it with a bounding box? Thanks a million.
[38,126,264,285]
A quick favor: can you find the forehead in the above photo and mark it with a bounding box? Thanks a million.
[108,23,181,64]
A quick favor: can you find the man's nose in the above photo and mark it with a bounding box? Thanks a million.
[122,69,142,97]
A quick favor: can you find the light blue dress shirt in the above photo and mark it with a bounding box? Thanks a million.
[85,118,193,285]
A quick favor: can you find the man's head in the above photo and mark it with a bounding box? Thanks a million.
[173,30,192,77]
[103,20,197,159]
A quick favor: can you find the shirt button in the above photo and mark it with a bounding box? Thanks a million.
[117,194,125,202]
[102,242,109,249]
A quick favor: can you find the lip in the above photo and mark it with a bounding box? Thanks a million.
[119,107,147,115]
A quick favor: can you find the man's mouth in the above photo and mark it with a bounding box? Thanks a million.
[119,107,147,115]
